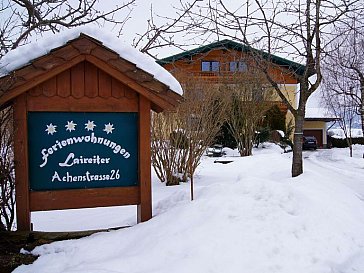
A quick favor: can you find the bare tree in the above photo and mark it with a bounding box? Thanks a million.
[151,111,186,186]
[157,0,361,177]
[323,18,364,136]
[0,0,135,58]
[323,87,356,157]
[0,106,14,231]
[221,71,273,156]
[132,0,204,59]
[151,78,227,186]
[0,0,135,230]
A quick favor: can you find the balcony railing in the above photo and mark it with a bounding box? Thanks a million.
[189,71,250,83]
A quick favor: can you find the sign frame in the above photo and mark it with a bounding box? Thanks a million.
[14,93,152,231]
[27,111,139,191]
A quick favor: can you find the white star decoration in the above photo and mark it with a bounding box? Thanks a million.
[45,123,57,135]
[45,120,117,134]
[65,121,77,132]
[103,123,115,134]
[85,120,96,131]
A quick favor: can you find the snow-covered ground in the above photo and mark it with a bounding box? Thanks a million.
[328,128,363,139]
[15,144,364,273]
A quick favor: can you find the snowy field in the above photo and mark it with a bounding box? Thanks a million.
[15,144,364,273]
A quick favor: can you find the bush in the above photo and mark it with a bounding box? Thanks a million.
[214,122,237,149]
[255,127,270,147]
[281,137,293,148]
[170,131,188,149]
[264,105,286,132]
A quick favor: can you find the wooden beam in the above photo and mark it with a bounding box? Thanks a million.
[85,55,174,111]
[30,187,140,211]
[71,61,85,98]
[84,62,98,98]
[0,55,85,106]
[137,95,152,223]
[27,95,138,112]
[13,94,31,231]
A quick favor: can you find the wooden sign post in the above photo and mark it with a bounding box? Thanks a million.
[0,33,182,231]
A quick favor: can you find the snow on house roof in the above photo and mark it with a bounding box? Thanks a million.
[0,26,183,96]
[305,107,339,121]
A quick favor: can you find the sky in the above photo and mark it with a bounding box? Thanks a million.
[111,0,190,57]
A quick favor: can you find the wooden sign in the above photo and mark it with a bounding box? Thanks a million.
[28,112,138,191]
[0,33,183,231]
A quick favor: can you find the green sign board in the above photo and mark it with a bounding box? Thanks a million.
[28,112,138,191]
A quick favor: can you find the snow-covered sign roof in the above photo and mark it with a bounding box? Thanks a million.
[305,107,339,121]
[0,26,183,110]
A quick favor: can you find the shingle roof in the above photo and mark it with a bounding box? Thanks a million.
[0,32,183,111]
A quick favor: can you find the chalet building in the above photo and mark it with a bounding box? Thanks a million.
[158,39,333,148]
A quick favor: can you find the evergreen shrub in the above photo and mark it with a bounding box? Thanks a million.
[214,122,237,149]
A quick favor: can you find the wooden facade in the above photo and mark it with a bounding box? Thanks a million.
[162,48,299,85]
[0,33,182,231]
[159,40,304,114]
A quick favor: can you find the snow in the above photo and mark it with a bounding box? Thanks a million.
[305,107,338,119]
[276,130,285,137]
[14,144,364,273]
[328,128,363,139]
[0,26,183,96]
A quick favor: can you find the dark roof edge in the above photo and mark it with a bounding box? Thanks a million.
[157,39,306,76]
[304,117,340,122]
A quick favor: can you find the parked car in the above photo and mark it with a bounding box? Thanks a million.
[206,144,224,157]
[302,136,318,150]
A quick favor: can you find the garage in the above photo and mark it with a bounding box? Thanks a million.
[303,129,323,148]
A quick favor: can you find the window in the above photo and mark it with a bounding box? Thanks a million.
[229,61,247,72]
[201,61,220,72]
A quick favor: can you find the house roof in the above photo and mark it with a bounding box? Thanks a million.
[0,27,183,112]
[158,39,306,76]
[305,107,340,122]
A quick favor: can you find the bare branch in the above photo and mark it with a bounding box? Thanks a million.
[1,0,136,58]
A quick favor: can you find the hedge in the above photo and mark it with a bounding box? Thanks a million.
[329,136,364,148]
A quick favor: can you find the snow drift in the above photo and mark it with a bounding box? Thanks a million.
[14,144,364,273]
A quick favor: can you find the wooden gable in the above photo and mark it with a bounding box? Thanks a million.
[161,48,299,85]
[0,33,184,231]
[26,61,139,112]
[158,39,307,86]
[0,34,183,112]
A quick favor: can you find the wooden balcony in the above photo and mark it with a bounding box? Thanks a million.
[190,71,245,83]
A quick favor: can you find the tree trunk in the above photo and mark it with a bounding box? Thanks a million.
[291,113,305,177]
[360,80,364,138]
[361,112,364,138]
[244,131,254,156]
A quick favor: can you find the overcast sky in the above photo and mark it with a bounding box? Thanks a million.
[114,0,188,57]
